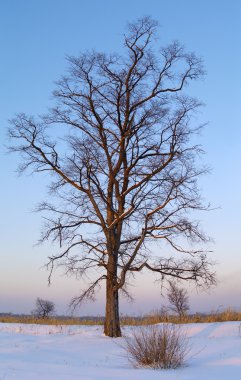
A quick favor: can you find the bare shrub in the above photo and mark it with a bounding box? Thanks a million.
[124,324,188,369]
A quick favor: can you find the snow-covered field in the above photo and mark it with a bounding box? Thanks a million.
[0,321,241,379]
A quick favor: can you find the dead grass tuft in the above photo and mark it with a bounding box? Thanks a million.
[124,324,188,369]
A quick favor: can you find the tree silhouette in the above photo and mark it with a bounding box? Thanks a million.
[33,298,55,319]
[167,282,190,320]
[9,17,215,337]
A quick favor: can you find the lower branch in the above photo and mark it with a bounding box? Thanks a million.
[70,275,106,310]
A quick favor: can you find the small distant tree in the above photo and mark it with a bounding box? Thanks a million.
[33,297,55,319]
[167,282,190,320]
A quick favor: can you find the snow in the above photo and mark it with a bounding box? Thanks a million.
[0,322,241,379]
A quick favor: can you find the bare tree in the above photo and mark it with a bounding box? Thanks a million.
[33,297,55,319]
[8,17,215,337]
[167,281,190,320]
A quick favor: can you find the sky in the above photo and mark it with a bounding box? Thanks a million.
[0,0,241,316]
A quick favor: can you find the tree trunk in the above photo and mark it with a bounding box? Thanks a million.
[104,258,121,337]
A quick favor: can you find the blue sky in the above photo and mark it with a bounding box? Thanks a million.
[1,0,241,315]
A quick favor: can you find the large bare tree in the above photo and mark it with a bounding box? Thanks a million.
[9,17,215,337]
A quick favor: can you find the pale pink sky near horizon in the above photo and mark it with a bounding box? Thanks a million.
[1,0,241,315]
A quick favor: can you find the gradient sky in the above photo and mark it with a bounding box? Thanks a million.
[1,0,241,316]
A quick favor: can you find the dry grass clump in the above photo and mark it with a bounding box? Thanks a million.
[203,308,241,323]
[124,324,188,369]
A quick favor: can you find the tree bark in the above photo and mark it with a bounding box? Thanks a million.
[104,256,121,337]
